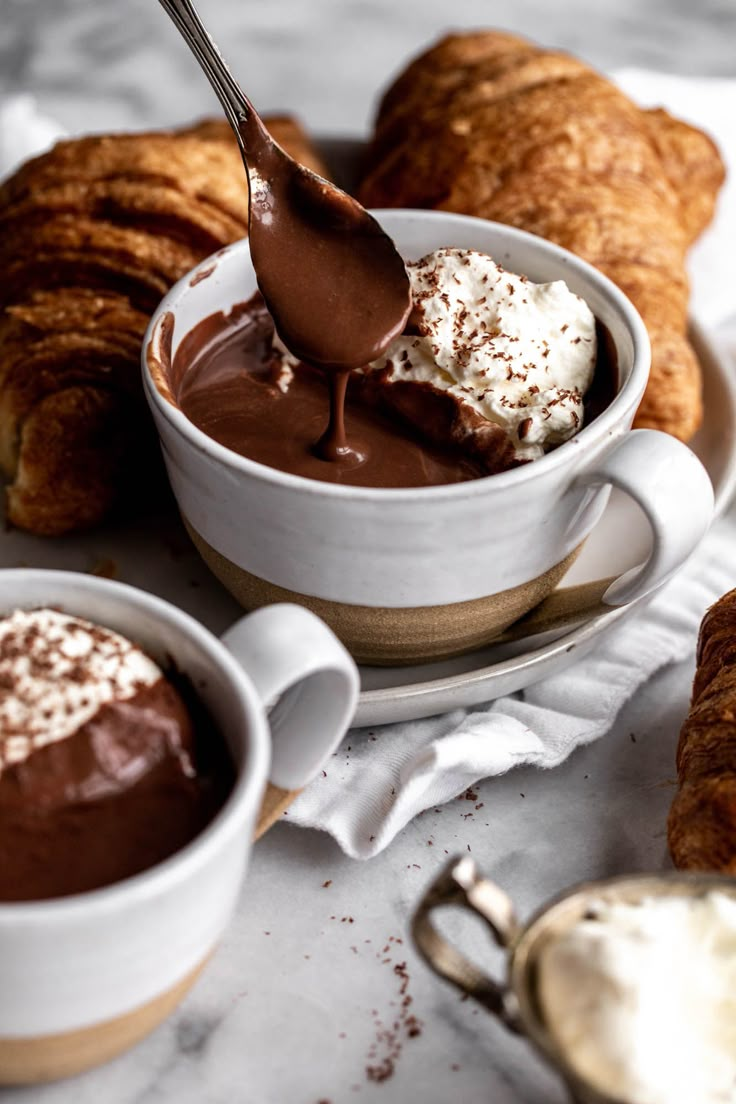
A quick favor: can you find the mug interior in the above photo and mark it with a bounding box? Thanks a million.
[0,569,267,913]
[147,209,646,440]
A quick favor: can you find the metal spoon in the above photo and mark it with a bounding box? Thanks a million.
[157,0,412,369]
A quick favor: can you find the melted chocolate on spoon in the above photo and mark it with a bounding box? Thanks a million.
[240,113,411,371]
[158,0,412,465]
[239,111,412,465]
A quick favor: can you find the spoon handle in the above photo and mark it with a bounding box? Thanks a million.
[157,0,251,150]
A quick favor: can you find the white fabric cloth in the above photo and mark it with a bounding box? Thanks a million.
[0,94,66,180]
[1,83,734,861]
[289,70,736,857]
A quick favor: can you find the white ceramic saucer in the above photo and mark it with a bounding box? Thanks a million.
[354,321,736,725]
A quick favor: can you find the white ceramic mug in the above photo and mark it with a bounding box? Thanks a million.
[143,210,714,663]
[0,569,358,1084]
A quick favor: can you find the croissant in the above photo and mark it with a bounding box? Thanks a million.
[0,117,329,535]
[359,31,725,442]
[668,588,736,873]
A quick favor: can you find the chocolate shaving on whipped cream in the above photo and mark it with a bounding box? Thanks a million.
[0,608,171,769]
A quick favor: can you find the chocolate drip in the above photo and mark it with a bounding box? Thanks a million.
[174,295,487,488]
[313,369,366,467]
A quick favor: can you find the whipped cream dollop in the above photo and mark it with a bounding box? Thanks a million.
[0,608,161,771]
[370,248,597,458]
[274,248,597,459]
[537,892,736,1104]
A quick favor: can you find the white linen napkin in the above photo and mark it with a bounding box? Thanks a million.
[288,70,736,857]
[1,84,734,861]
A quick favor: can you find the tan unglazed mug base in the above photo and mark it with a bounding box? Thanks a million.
[0,958,207,1085]
[185,520,582,666]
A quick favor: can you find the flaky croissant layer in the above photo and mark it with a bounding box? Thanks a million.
[0,118,329,536]
[669,588,736,873]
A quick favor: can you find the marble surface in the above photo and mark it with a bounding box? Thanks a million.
[3,0,736,137]
[1,1,735,1101]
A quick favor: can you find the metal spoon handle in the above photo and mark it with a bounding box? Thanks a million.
[157,0,251,150]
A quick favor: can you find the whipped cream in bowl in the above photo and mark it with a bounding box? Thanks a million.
[536,889,736,1104]
[413,861,736,1104]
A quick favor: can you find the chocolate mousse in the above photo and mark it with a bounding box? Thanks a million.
[0,609,234,901]
[170,249,616,488]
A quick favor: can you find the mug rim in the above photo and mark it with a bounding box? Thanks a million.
[0,568,269,922]
[142,209,652,503]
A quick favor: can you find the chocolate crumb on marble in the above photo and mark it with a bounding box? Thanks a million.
[364,936,423,1085]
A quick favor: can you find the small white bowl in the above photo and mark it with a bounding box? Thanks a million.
[143,210,714,663]
[0,569,358,1084]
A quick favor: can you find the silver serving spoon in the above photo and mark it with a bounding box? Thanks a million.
[157,0,412,371]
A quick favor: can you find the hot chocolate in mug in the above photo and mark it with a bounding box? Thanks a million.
[144,210,714,664]
[0,569,358,1084]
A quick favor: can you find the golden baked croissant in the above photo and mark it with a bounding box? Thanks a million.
[668,588,736,873]
[359,31,725,442]
[0,117,329,536]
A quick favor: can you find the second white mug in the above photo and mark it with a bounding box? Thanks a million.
[0,568,359,1084]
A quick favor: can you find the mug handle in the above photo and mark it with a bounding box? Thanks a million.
[220,602,360,791]
[579,429,714,606]
[412,856,522,1029]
